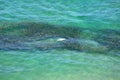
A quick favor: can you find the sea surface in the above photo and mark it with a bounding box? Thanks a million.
[0,0,120,80]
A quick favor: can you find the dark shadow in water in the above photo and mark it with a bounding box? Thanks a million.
[0,22,120,54]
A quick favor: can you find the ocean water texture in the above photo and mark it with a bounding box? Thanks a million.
[0,0,120,29]
[0,0,120,80]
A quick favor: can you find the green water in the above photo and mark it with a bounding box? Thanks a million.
[0,0,120,80]
[0,50,120,80]
[0,0,120,29]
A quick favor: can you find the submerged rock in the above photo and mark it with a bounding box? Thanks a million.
[0,35,107,53]
[0,41,31,50]
[95,29,120,50]
[0,22,119,54]
[63,39,108,53]
[0,22,81,38]
[24,37,65,50]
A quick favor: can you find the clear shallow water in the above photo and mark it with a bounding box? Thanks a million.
[0,50,120,80]
[0,0,120,80]
[0,0,120,29]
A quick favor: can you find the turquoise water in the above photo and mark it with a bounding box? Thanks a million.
[0,50,120,80]
[0,0,120,80]
[0,0,120,29]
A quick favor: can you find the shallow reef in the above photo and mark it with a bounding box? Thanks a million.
[0,22,120,54]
